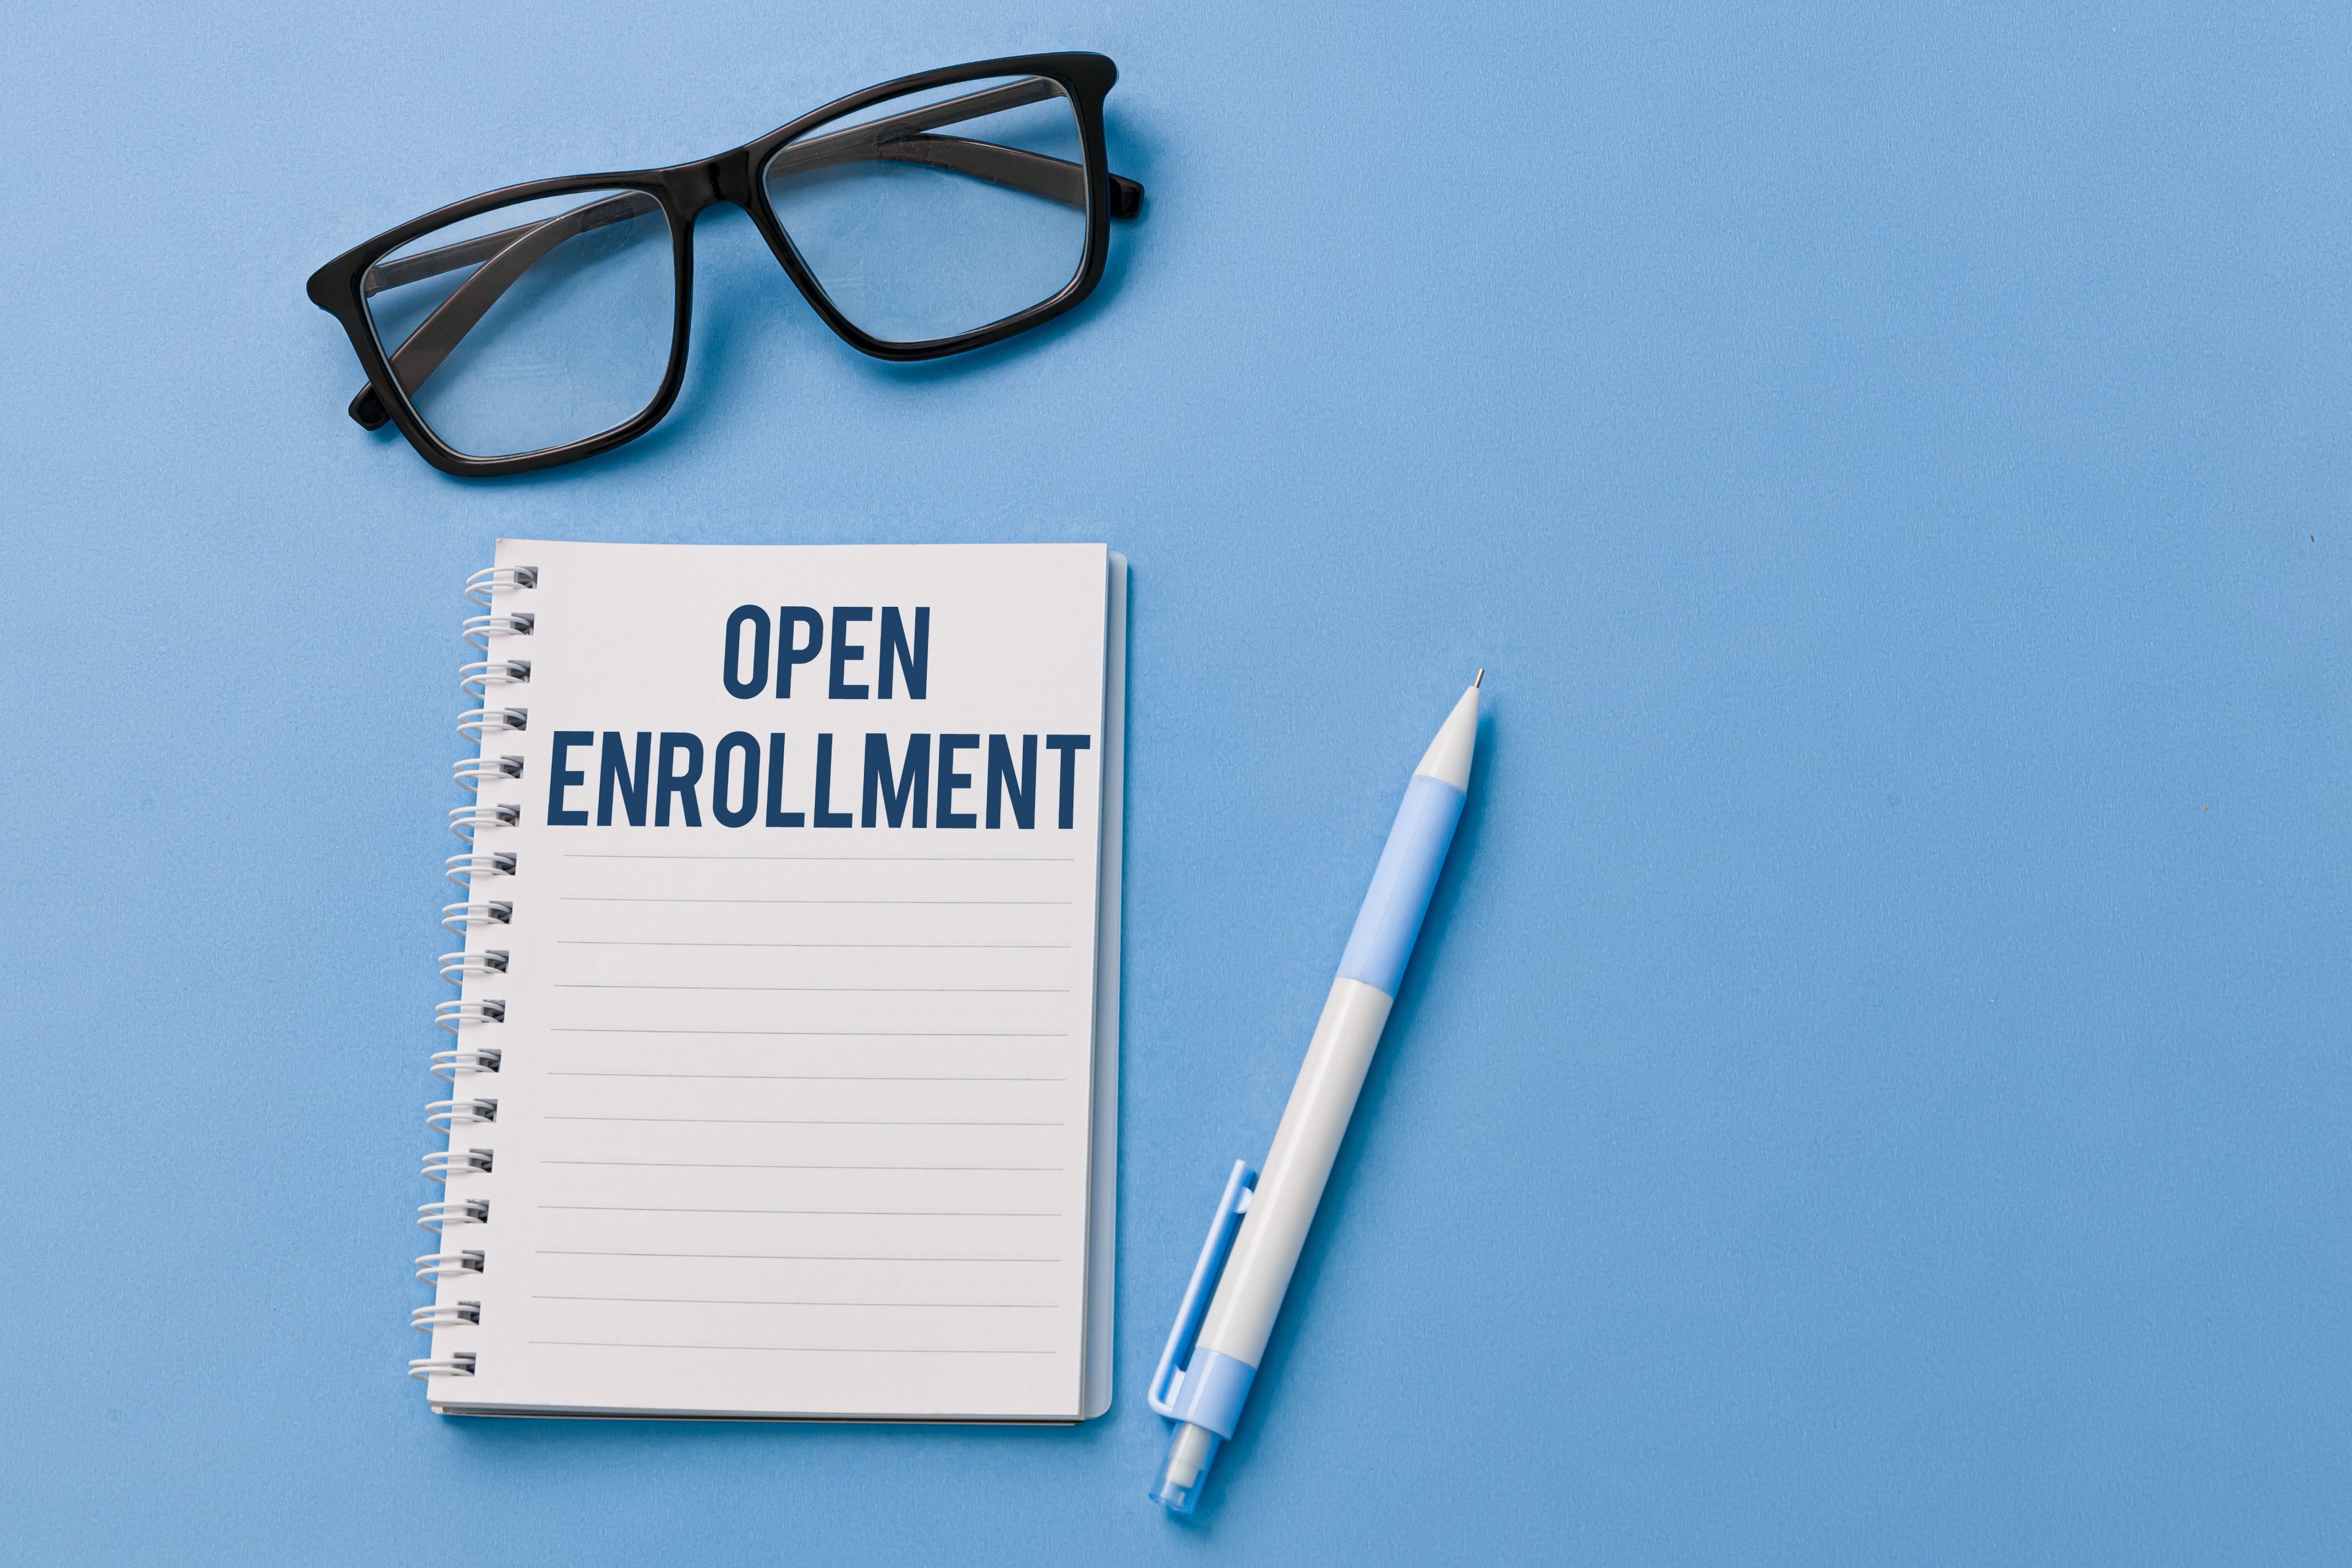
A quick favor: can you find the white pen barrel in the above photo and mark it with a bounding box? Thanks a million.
[1196,977,1394,1367]
[1148,678,1478,1512]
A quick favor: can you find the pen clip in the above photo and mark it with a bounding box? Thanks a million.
[1148,1158,1258,1419]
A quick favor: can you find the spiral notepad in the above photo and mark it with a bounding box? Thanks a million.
[411,540,1125,1420]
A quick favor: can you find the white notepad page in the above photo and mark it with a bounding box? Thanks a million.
[426,541,1121,1420]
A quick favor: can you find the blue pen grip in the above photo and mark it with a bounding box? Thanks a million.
[1335,775,1466,997]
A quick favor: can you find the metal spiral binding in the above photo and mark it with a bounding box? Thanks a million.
[463,611,534,650]
[441,900,512,934]
[426,1097,498,1132]
[416,563,537,1385]
[453,754,523,792]
[430,1047,502,1081]
[450,802,521,840]
[464,564,538,606]
[456,707,528,742]
[412,1302,482,1332]
[409,1352,477,1380]
[417,1197,489,1231]
[459,659,531,698]
[423,1148,493,1182]
[439,949,509,983]
[434,1000,506,1031]
[445,851,516,887]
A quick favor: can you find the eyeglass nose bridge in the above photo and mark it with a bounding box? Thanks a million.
[662,155,756,217]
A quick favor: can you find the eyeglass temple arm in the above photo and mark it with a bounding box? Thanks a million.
[349,83,1144,430]
[358,193,656,298]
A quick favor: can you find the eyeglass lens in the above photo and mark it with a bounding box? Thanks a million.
[762,75,1090,346]
[361,190,677,460]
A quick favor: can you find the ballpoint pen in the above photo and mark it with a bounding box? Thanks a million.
[1149,673,1483,1512]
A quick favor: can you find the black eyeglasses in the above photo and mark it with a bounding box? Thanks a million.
[305,53,1142,478]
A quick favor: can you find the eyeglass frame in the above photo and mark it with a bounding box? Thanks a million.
[305,52,1142,479]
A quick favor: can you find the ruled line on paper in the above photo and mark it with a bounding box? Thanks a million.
[557,940,1072,949]
[536,1251,1060,1263]
[543,1116,1064,1127]
[560,896,1072,906]
[542,1161,1065,1172]
[533,1296,1057,1309]
[547,1028,1067,1038]
[551,983,1069,994]
[539,1206,1060,1218]
[546,1073,1068,1083]
[529,1341,1056,1355]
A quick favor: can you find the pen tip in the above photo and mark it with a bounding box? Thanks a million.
[1473,669,1484,689]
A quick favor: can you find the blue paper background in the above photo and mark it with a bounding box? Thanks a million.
[3,2,2346,1562]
